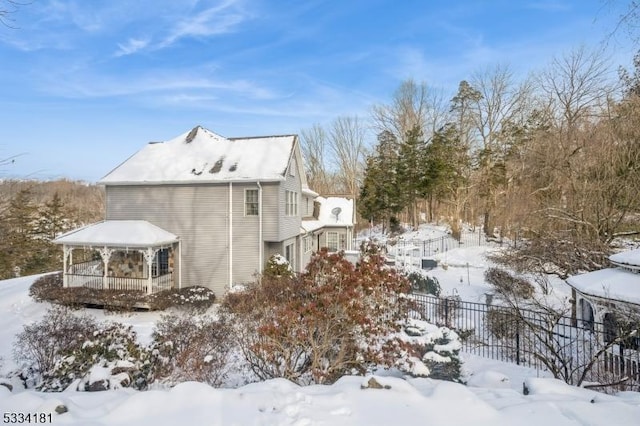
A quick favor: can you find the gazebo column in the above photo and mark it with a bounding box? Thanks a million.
[141,247,158,295]
[98,247,113,290]
[62,245,72,288]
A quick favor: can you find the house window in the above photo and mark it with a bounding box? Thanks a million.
[285,242,295,267]
[327,232,345,252]
[304,236,312,253]
[152,248,170,277]
[245,189,259,216]
[285,190,298,216]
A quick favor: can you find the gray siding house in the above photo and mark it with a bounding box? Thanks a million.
[54,126,355,298]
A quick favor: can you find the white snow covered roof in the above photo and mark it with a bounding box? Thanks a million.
[609,248,640,269]
[566,268,640,306]
[301,196,354,234]
[301,220,323,234]
[54,220,179,248]
[317,196,354,227]
[100,126,297,184]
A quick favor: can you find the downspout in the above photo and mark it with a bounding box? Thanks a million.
[229,182,233,290]
[257,181,263,272]
[178,240,182,290]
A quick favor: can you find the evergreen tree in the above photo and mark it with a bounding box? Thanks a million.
[37,192,68,240]
[359,131,402,232]
[1,188,39,277]
[396,125,428,228]
[422,124,468,222]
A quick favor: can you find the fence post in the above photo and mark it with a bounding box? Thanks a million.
[516,330,521,365]
[444,300,449,327]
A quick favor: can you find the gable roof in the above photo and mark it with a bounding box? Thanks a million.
[54,220,179,248]
[100,126,297,185]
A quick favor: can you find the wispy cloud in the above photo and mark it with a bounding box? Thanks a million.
[525,1,571,12]
[39,68,278,101]
[159,0,250,48]
[114,37,151,57]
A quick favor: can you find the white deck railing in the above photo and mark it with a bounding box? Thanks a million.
[66,272,173,293]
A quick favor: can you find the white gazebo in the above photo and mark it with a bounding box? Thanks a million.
[566,248,640,342]
[54,220,180,295]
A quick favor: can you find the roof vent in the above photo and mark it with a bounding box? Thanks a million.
[185,126,200,143]
[228,162,238,172]
[331,207,342,222]
[210,156,225,174]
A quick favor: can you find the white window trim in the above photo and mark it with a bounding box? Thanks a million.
[285,242,295,267]
[285,190,298,216]
[245,189,259,216]
[304,235,312,253]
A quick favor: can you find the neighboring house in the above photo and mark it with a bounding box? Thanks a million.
[566,248,640,342]
[300,196,356,266]
[54,126,356,299]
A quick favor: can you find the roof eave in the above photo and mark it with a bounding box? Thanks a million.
[100,177,285,186]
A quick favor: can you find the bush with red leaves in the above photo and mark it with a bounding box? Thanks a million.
[223,245,412,385]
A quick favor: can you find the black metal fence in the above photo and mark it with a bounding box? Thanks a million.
[386,228,491,263]
[410,293,640,392]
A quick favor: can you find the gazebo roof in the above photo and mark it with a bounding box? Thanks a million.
[609,248,640,269]
[566,267,640,306]
[54,220,179,248]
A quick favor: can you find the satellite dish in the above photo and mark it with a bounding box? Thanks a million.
[331,207,342,222]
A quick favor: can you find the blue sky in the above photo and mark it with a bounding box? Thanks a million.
[0,0,635,182]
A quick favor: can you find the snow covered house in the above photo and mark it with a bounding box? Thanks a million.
[54,126,355,298]
[566,248,640,341]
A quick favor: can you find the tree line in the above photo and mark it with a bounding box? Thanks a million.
[302,46,640,278]
[0,179,105,279]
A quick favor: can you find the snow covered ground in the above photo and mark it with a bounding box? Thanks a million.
[1,226,640,425]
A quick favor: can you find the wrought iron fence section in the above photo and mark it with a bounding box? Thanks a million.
[409,292,640,391]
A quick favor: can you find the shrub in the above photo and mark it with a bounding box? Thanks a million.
[406,272,440,296]
[262,254,293,279]
[14,307,150,391]
[147,286,216,312]
[486,308,521,340]
[29,273,215,312]
[223,245,412,385]
[40,323,150,392]
[13,306,98,380]
[149,314,232,387]
[398,319,464,383]
[484,267,534,300]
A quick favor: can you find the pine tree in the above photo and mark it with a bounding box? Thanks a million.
[396,125,428,228]
[359,131,402,232]
[1,188,39,277]
[37,192,68,240]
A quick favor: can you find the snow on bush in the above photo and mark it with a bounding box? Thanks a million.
[149,313,232,387]
[396,319,464,383]
[13,307,151,392]
[262,253,293,279]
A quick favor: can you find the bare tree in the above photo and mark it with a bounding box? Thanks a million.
[0,0,28,28]
[537,47,616,132]
[300,124,334,195]
[371,79,430,140]
[468,64,533,236]
[328,116,368,198]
